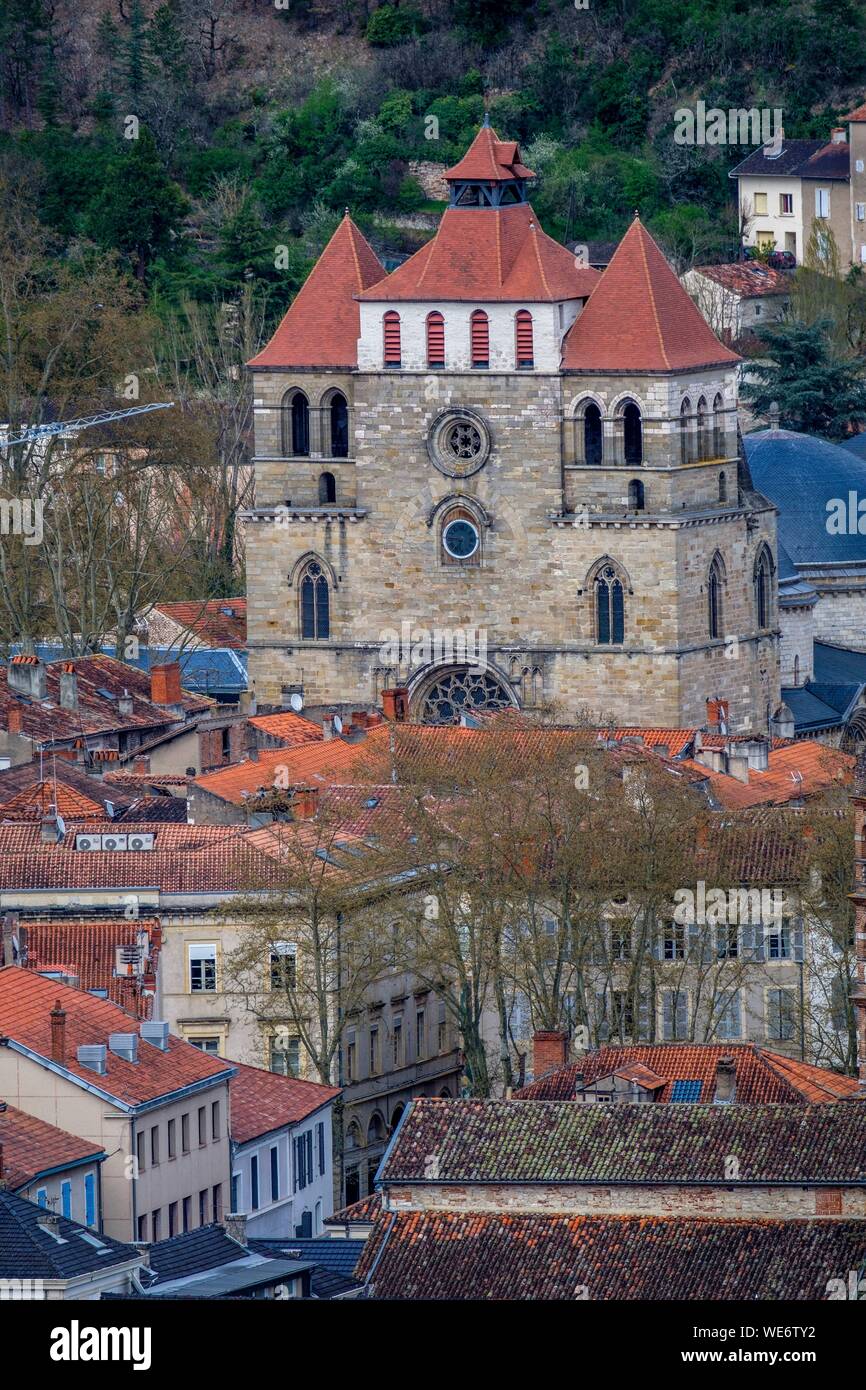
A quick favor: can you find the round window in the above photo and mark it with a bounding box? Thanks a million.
[442,518,479,559]
[427,408,491,478]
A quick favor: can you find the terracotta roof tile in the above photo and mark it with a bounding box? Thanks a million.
[515,1043,860,1103]
[324,1191,382,1226]
[0,967,233,1106]
[193,740,368,805]
[0,1102,105,1191]
[249,215,384,369]
[692,263,791,297]
[21,919,161,1018]
[229,1061,339,1144]
[248,711,324,745]
[152,599,246,649]
[442,125,535,182]
[0,781,106,822]
[562,218,741,373]
[681,741,853,809]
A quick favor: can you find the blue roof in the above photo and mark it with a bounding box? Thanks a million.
[19,643,247,696]
[813,641,866,685]
[670,1079,702,1103]
[838,432,866,461]
[781,686,848,731]
[744,429,866,566]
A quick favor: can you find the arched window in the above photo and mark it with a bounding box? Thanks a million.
[426,311,445,368]
[628,478,645,511]
[680,397,691,465]
[318,471,336,504]
[583,402,602,465]
[718,471,727,503]
[595,564,625,644]
[708,555,725,640]
[515,309,533,368]
[440,505,481,567]
[281,390,309,457]
[754,547,773,630]
[367,1113,385,1146]
[300,560,330,640]
[390,1104,405,1132]
[697,396,709,461]
[383,311,401,367]
[622,401,642,465]
[712,393,725,458]
[470,309,489,368]
[330,393,349,457]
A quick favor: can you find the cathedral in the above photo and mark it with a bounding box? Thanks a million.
[244,123,781,729]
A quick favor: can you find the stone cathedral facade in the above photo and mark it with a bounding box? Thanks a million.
[244,124,780,730]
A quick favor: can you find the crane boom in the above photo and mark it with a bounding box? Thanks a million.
[0,401,175,450]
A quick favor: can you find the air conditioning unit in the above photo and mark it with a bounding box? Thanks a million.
[127,833,154,851]
[75,834,103,851]
[101,835,128,851]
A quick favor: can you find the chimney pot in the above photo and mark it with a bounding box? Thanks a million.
[50,1000,66,1064]
[150,662,182,710]
[7,705,23,736]
[532,1029,569,1080]
[381,687,409,723]
[224,1211,247,1246]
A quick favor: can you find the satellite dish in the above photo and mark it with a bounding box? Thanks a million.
[290,692,304,712]
[333,715,343,734]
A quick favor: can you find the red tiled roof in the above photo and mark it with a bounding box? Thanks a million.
[229,1061,339,1144]
[598,727,696,756]
[324,1191,382,1226]
[152,599,246,649]
[692,263,791,297]
[22,919,161,1019]
[248,711,323,746]
[442,126,535,182]
[193,740,368,805]
[0,781,106,822]
[0,762,136,817]
[358,202,600,303]
[355,1210,866,1300]
[248,215,384,369]
[515,1043,860,1103]
[844,101,866,121]
[0,1102,105,1191]
[0,967,232,1106]
[680,741,853,809]
[562,218,741,372]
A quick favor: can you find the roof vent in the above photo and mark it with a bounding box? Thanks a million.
[109,1032,138,1063]
[140,1020,169,1052]
[77,1043,107,1075]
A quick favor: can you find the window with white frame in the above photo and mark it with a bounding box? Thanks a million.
[753,192,768,215]
[857,204,866,221]
[815,187,830,217]
[188,942,216,992]
[270,941,297,991]
[767,988,796,1040]
[779,193,793,215]
[765,918,791,960]
[716,991,742,1040]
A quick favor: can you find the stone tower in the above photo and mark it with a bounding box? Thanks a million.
[245,124,780,729]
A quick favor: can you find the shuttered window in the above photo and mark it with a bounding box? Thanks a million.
[426,311,445,367]
[383,311,401,366]
[515,309,533,367]
[470,309,489,368]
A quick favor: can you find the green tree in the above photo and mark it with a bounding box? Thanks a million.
[740,317,866,440]
[84,128,188,281]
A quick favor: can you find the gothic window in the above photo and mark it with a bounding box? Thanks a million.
[383,311,401,366]
[330,393,349,457]
[622,401,642,465]
[680,397,692,465]
[426,311,445,368]
[708,554,725,640]
[628,478,645,511]
[697,396,709,460]
[712,393,725,458]
[300,560,330,640]
[754,546,773,630]
[470,309,489,368]
[718,471,727,503]
[440,506,481,567]
[318,471,336,504]
[281,390,309,457]
[583,402,602,465]
[416,667,513,725]
[594,564,625,644]
[515,310,534,368]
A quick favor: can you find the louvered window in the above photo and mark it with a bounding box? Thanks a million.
[383,311,401,366]
[426,311,445,367]
[470,309,489,368]
[515,309,533,368]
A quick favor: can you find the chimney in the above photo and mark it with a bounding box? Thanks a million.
[50,1000,66,1064]
[6,705,23,736]
[58,663,78,712]
[150,662,182,709]
[40,814,64,845]
[381,687,409,723]
[768,401,780,430]
[705,697,729,734]
[714,1055,737,1104]
[224,1211,247,1246]
[1,914,18,967]
[118,689,133,717]
[352,711,368,729]
[238,689,257,717]
[742,737,770,771]
[133,754,150,775]
[322,714,335,741]
[831,126,846,143]
[726,752,750,784]
[532,1029,569,1080]
[292,786,319,820]
[8,654,46,701]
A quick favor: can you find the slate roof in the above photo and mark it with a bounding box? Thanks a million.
[230,1061,340,1144]
[0,1188,138,1281]
[839,431,866,460]
[151,599,246,649]
[357,201,600,304]
[0,967,233,1108]
[380,1098,866,1185]
[249,215,384,369]
[800,141,851,179]
[0,1102,105,1191]
[780,686,847,733]
[143,1223,311,1297]
[355,1210,866,1300]
[744,428,866,566]
[146,1223,245,1283]
[114,795,189,823]
[561,218,740,373]
[728,139,828,178]
[514,1043,861,1104]
[248,1237,363,1297]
